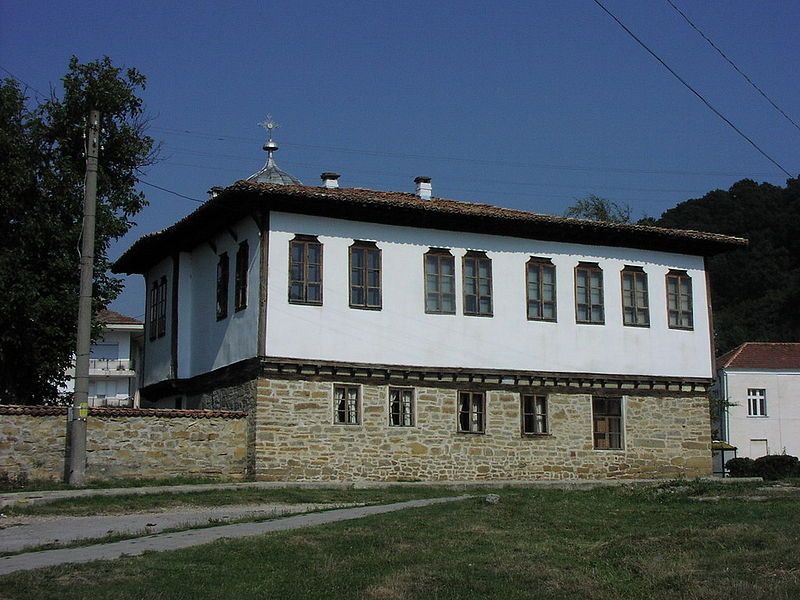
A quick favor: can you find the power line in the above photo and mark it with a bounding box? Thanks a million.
[666,0,800,133]
[591,0,793,178]
[139,179,205,204]
[0,64,46,100]
[151,126,781,178]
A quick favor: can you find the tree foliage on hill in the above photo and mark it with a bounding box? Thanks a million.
[564,194,633,223]
[0,57,155,404]
[656,178,800,354]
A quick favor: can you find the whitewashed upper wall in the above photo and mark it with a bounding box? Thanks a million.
[143,217,261,383]
[143,256,173,387]
[266,211,714,379]
[182,216,260,378]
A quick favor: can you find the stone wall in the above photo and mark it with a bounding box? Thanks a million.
[254,378,712,481]
[0,406,248,482]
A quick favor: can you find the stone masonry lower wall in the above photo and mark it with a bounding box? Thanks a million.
[254,378,712,481]
[0,407,248,482]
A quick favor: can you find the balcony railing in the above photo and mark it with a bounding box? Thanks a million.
[89,359,133,372]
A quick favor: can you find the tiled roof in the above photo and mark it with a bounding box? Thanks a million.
[114,181,747,274]
[97,309,142,325]
[0,405,247,419]
[717,343,800,370]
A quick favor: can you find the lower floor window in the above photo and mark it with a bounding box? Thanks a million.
[593,396,623,450]
[522,394,548,434]
[458,391,485,433]
[334,385,360,425]
[389,387,414,426]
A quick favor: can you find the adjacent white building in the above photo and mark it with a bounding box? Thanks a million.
[63,310,144,407]
[716,342,800,458]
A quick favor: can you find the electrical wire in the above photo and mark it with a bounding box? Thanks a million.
[0,65,46,100]
[666,0,800,133]
[150,126,781,178]
[139,179,205,204]
[591,0,793,178]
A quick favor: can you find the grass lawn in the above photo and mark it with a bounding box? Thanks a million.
[1,480,798,600]
[4,486,458,517]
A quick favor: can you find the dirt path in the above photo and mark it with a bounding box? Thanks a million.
[0,495,472,576]
[0,502,360,553]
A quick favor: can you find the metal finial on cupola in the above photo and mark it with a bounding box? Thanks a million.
[246,115,302,185]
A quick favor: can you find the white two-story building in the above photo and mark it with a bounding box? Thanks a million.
[62,309,143,407]
[716,342,800,459]
[114,134,745,481]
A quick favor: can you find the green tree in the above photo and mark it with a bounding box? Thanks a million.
[0,57,155,404]
[564,194,632,223]
[657,178,800,354]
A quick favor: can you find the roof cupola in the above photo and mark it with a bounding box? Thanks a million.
[246,116,302,185]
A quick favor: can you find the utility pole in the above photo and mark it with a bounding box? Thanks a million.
[68,109,100,486]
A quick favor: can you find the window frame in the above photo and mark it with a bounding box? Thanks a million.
[388,387,415,427]
[288,235,323,306]
[575,262,605,325]
[216,252,229,321]
[526,257,557,322]
[666,270,693,330]
[521,394,549,436]
[234,240,249,312]
[349,241,382,310]
[333,384,361,425]
[149,276,167,340]
[462,251,493,317]
[157,276,167,338]
[746,388,767,417]
[620,266,650,327]
[592,396,624,451]
[424,248,456,315]
[457,391,486,434]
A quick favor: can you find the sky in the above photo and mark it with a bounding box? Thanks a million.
[2,0,798,319]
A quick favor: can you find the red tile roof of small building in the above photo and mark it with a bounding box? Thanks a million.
[0,405,247,418]
[717,342,800,370]
[97,309,142,325]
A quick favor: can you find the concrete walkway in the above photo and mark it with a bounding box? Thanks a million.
[0,502,361,553]
[0,495,471,576]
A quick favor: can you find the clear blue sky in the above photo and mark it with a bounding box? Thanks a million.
[2,0,798,319]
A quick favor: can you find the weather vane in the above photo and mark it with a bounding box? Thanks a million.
[258,115,279,142]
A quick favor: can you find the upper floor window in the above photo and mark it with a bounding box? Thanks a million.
[747,388,767,417]
[424,249,456,314]
[593,396,623,450]
[334,384,360,425]
[522,394,548,435]
[149,276,167,340]
[289,235,322,305]
[575,262,604,324]
[621,266,649,327]
[389,387,414,427]
[234,241,249,312]
[216,252,229,320]
[350,242,381,309]
[666,270,693,329]
[526,257,556,321]
[458,391,486,433]
[463,251,493,317]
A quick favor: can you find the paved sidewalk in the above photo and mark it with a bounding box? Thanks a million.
[0,495,472,576]
[0,502,360,553]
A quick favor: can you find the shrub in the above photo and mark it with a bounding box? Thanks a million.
[725,457,757,477]
[754,454,800,480]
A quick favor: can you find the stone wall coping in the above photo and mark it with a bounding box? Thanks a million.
[0,405,248,419]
